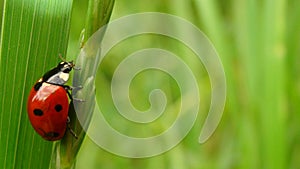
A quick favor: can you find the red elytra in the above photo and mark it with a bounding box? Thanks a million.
[27,83,69,141]
[27,60,77,141]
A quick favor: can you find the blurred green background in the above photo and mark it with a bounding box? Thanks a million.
[68,0,300,169]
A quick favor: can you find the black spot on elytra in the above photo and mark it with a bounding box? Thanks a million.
[45,132,60,138]
[54,104,63,112]
[33,109,43,116]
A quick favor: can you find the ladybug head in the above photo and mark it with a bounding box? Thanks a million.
[41,57,76,86]
[57,61,74,73]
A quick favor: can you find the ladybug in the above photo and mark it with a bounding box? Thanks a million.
[27,57,78,141]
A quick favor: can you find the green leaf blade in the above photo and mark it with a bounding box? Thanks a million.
[0,0,73,169]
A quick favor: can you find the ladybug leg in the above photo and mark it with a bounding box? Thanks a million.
[62,85,73,100]
[67,117,78,139]
[73,66,81,70]
[69,85,83,90]
[62,85,85,102]
[49,83,84,102]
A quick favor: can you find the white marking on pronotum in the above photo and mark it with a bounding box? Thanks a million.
[46,72,69,85]
[59,72,69,82]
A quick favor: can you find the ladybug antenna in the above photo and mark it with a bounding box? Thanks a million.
[58,53,67,62]
[59,54,76,68]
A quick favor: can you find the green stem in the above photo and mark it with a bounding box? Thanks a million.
[84,0,115,43]
[50,0,115,168]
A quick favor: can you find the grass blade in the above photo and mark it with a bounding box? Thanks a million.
[0,0,72,169]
